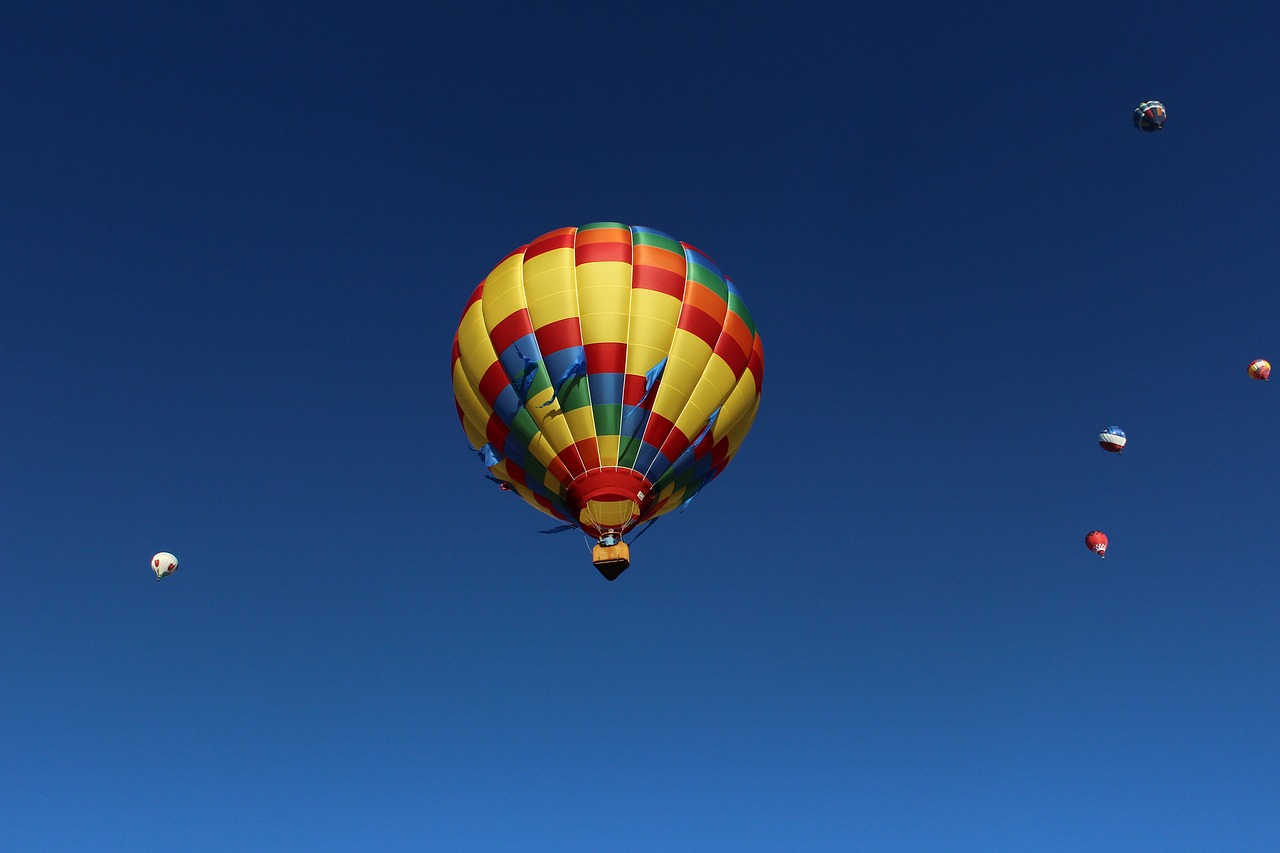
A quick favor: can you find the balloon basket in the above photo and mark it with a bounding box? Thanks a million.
[592,542,630,581]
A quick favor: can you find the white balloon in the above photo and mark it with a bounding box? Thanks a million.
[151,551,178,580]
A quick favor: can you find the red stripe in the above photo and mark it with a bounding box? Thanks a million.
[639,411,677,454]
[525,228,576,261]
[575,240,632,264]
[658,425,693,463]
[478,361,510,406]
[677,304,724,349]
[622,374,651,406]
[721,311,754,363]
[632,264,685,299]
[571,437,601,470]
[586,341,626,374]
[545,454,574,485]
[549,448,586,482]
[489,310,534,357]
[746,337,764,394]
[714,335,749,378]
[484,415,510,450]
[534,316,582,355]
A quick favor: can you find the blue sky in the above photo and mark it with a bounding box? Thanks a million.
[4,2,1279,849]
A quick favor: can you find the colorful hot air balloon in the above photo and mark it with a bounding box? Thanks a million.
[1085,531,1108,558]
[451,223,764,580]
[1098,426,1127,453]
[1133,100,1166,132]
[151,551,178,580]
[1248,359,1271,381]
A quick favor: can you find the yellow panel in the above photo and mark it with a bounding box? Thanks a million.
[624,345,670,377]
[627,290,681,354]
[649,331,712,422]
[718,377,762,456]
[459,418,486,452]
[542,468,566,494]
[627,321,677,361]
[524,264,578,328]
[452,361,493,440]
[456,305,500,393]
[667,331,713,379]
[672,354,738,438]
[580,310,629,345]
[563,405,597,442]
[649,361,698,422]
[523,387,572,450]
[596,434,619,463]
[577,262,631,346]
[455,301,490,357]
[523,249,577,321]
[480,255,530,331]
[526,430,560,471]
[522,246,575,287]
[581,262,634,302]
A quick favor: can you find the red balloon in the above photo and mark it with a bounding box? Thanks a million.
[1085,530,1108,558]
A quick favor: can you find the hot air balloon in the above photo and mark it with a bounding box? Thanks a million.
[1248,359,1271,381]
[1098,426,1127,453]
[451,223,764,580]
[1133,100,1166,132]
[1085,531,1108,558]
[152,551,178,580]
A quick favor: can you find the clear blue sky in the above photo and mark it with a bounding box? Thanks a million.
[4,2,1279,850]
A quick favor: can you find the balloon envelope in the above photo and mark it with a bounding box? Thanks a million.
[451,223,764,540]
[1248,359,1271,381]
[151,551,178,580]
[1133,100,1166,132]
[1085,531,1108,558]
[1098,426,1127,453]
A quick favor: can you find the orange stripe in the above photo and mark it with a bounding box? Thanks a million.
[575,227,631,246]
[634,244,686,276]
[683,281,728,318]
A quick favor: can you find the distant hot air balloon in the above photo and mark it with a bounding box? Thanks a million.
[1085,531,1108,558]
[1133,100,1166,132]
[451,223,764,580]
[152,551,178,580]
[1248,359,1271,381]
[1098,426,1127,453]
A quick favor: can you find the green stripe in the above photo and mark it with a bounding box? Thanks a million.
[618,436,642,468]
[687,262,729,301]
[509,408,540,449]
[557,380,592,412]
[592,403,621,435]
[728,293,756,337]
[632,229,683,255]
